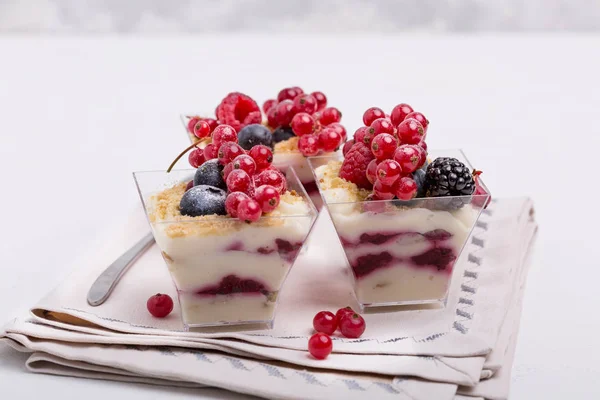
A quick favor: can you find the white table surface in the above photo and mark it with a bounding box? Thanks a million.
[0,35,599,399]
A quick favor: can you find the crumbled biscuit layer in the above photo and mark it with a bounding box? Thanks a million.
[274,136,300,154]
[318,161,371,202]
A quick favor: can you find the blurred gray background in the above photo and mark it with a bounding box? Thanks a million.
[1,0,599,33]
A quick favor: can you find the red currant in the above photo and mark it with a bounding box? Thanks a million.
[193,120,211,139]
[218,142,245,164]
[185,180,194,191]
[339,313,366,338]
[366,159,378,184]
[275,100,295,127]
[203,118,219,134]
[390,103,414,126]
[146,293,173,318]
[395,176,418,200]
[362,107,385,126]
[371,133,398,161]
[267,105,279,127]
[327,123,347,142]
[222,162,234,180]
[369,118,395,137]
[313,311,337,335]
[405,112,429,132]
[277,87,303,102]
[226,169,252,194]
[376,159,402,185]
[254,185,280,213]
[320,107,342,126]
[291,112,316,136]
[393,145,421,173]
[188,148,205,168]
[298,134,320,156]
[187,116,200,134]
[291,86,304,94]
[225,192,250,218]
[318,129,342,153]
[411,144,427,169]
[212,124,238,148]
[342,139,355,157]
[249,145,273,171]
[308,333,333,360]
[232,154,257,176]
[203,143,218,160]
[335,307,354,323]
[373,179,396,200]
[472,170,491,209]
[310,91,327,111]
[237,198,262,222]
[292,94,317,115]
[362,129,375,146]
[353,126,368,144]
[262,99,277,114]
[397,118,425,145]
[255,169,286,194]
[419,140,428,152]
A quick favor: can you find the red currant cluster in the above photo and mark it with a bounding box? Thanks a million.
[340,103,429,201]
[308,306,366,360]
[263,86,347,156]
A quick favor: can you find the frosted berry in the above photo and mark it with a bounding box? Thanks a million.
[147,294,174,318]
[188,148,205,168]
[226,169,252,194]
[327,123,347,142]
[225,192,250,218]
[255,169,286,194]
[368,118,395,137]
[371,133,398,161]
[390,103,414,126]
[232,154,257,176]
[222,162,234,180]
[313,311,337,335]
[311,91,327,111]
[308,333,333,360]
[291,112,316,136]
[249,145,273,171]
[187,117,200,134]
[277,87,303,102]
[193,120,211,139]
[354,126,368,145]
[292,94,318,115]
[203,143,218,160]
[362,107,385,126]
[318,128,342,153]
[262,99,277,114]
[298,134,320,156]
[275,100,295,127]
[411,144,427,169]
[405,112,429,132]
[218,142,245,165]
[419,140,428,152]
[342,139,355,157]
[237,198,262,222]
[254,185,280,213]
[339,142,375,189]
[366,159,378,184]
[376,159,402,185]
[320,107,342,126]
[203,118,219,134]
[339,313,366,338]
[373,179,396,200]
[397,118,425,145]
[212,125,238,148]
[472,170,491,209]
[395,176,418,200]
[267,105,279,128]
[393,145,421,173]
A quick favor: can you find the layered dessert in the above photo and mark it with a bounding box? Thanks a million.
[136,124,316,328]
[181,88,346,209]
[310,104,490,308]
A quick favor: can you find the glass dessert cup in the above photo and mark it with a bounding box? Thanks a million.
[308,150,490,310]
[180,114,338,210]
[134,167,317,329]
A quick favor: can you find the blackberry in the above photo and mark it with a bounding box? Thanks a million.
[424,157,475,209]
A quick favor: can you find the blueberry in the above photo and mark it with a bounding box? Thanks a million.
[420,158,430,172]
[237,124,273,150]
[272,126,295,144]
[179,185,227,217]
[194,159,226,190]
[412,168,427,198]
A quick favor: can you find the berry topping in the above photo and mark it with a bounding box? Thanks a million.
[291,112,316,136]
[237,198,262,222]
[203,118,219,133]
[425,157,475,199]
[376,159,402,185]
[339,142,375,189]
[292,94,318,115]
[193,120,211,139]
[362,107,385,126]
[395,176,418,200]
[373,179,396,200]
[390,103,414,126]
[318,128,342,153]
[255,169,287,194]
[277,87,303,102]
[397,118,425,145]
[255,185,281,213]
[275,100,295,127]
[472,170,491,208]
[187,117,201,134]
[180,185,227,217]
[412,169,427,198]
[366,159,378,184]
[272,126,296,143]
[327,123,347,142]
[212,124,238,148]
[194,159,226,189]
[216,92,261,132]
[225,192,250,218]
[218,142,245,165]
[146,294,174,318]
[188,148,205,168]
[198,274,266,295]
[222,162,234,180]
[203,143,218,160]
[335,307,355,323]
[226,169,253,194]
[266,105,279,128]
[342,139,355,157]
[237,124,274,150]
[353,126,368,145]
[262,99,277,114]
[393,145,421,174]
[185,180,194,191]
[405,111,429,132]
[411,144,427,169]
[249,145,273,171]
[232,154,257,176]
[310,91,327,111]
[313,311,337,335]
[320,107,342,126]
[308,333,333,360]
[298,134,320,156]
[419,140,428,152]
[371,133,398,161]
[368,118,395,137]
[339,313,366,338]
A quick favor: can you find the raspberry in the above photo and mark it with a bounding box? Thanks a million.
[216,92,261,132]
[339,142,375,189]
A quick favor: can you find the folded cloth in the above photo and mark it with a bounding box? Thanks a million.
[1,197,537,400]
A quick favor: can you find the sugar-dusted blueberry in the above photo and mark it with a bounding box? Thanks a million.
[193,159,226,190]
[272,126,295,143]
[179,185,227,217]
[237,124,274,151]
